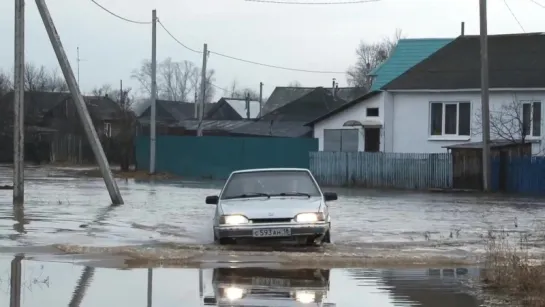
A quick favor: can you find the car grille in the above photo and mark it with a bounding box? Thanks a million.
[251,218,292,223]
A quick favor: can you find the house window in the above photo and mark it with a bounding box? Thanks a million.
[323,129,358,152]
[430,102,471,136]
[522,101,541,137]
[366,107,379,117]
[104,122,112,138]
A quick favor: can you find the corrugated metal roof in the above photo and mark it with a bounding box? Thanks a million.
[172,119,311,138]
[261,87,315,116]
[370,38,453,91]
[443,139,538,149]
[225,99,260,119]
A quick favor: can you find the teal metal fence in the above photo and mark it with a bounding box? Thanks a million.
[136,136,318,179]
[309,152,453,189]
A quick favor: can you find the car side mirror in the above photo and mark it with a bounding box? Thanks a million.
[323,192,338,201]
[206,195,219,205]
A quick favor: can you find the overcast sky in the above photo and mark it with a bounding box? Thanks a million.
[0,0,543,100]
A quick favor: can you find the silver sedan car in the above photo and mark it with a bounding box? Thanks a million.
[206,168,338,246]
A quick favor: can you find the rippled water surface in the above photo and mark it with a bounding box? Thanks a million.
[0,165,544,261]
[0,255,489,307]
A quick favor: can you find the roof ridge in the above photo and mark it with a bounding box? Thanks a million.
[399,37,454,41]
[458,32,545,38]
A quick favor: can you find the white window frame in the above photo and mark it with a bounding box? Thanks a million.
[104,122,112,138]
[428,101,471,139]
[521,101,542,138]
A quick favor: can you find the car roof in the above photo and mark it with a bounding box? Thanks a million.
[231,168,311,175]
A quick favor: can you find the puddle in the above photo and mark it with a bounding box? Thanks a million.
[0,255,495,307]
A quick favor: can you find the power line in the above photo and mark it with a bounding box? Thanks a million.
[89,0,151,24]
[209,51,344,74]
[157,20,203,54]
[503,0,525,32]
[90,0,345,74]
[210,83,232,94]
[245,0,379,4]
[157,22,344,73]
[529,0,545,8]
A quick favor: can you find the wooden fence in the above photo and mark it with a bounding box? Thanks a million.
[491,156,545,195]
[310,152,453,189]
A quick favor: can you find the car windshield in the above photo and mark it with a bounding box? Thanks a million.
[220,170,321,200]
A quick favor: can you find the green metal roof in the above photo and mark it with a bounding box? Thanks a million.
[370,38,453,91]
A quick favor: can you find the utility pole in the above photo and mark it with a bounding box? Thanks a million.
[480,0,491,191]
[197,43,208,137]
[13,0,25,206]
[76,46,86,86]
[150,9,157,174]
[245,93,250,119]
[259,82,263,117]
[194,91,198,118]
[34,0,123,205]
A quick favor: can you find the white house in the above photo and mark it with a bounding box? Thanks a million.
[308,33,544,155]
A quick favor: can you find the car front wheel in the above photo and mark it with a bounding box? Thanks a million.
[323,230,331,244]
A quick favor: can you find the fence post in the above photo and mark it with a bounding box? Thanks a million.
[345,151,349,186]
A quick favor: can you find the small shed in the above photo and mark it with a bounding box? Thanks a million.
[443,140,533,190]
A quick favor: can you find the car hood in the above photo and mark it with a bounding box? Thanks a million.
[219,197,322,219]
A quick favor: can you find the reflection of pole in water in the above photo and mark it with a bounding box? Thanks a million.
[199,268,203,299]
[12,206,25,234]
[147,269,153,307]
[68,267,95,307]
[10,255,23,307]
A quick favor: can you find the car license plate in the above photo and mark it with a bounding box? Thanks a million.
[252,228,291,238]
[252,277,291,287]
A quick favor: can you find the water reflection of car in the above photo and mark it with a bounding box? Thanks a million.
[203,267,335,307]
[205,168,338,246]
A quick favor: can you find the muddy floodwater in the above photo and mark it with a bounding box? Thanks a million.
[1,165,544,265]
[0,255,491,307]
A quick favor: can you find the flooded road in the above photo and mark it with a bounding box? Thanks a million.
[0,255,491,307]
[0,165,545,264]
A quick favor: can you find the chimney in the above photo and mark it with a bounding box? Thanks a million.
[461,21,465,36]
[332,78,337,99]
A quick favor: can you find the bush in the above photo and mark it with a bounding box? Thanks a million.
[483,229,545,306]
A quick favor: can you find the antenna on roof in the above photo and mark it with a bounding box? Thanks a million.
[461,21,465,36]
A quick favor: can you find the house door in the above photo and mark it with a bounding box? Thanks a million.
[364,128,380,152]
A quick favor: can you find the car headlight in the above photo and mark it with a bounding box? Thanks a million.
[223,287,245,300]
[220,215,249,225]
[295,291,316,303]
[295,212,324,223]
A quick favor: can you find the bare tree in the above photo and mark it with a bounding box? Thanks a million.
[159,58,198,101]
[22,63,67,92]
[473,99,542,149]
[131,60,153,96]
[91,83,114,97]
[190,68,216,103]
[228,80,259,100]
[132,58,214,102]
[287,80,302,87]
[24,63,48,91]
[0,69,12,97]
[45,68,69,92]
[346,29,404,89]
